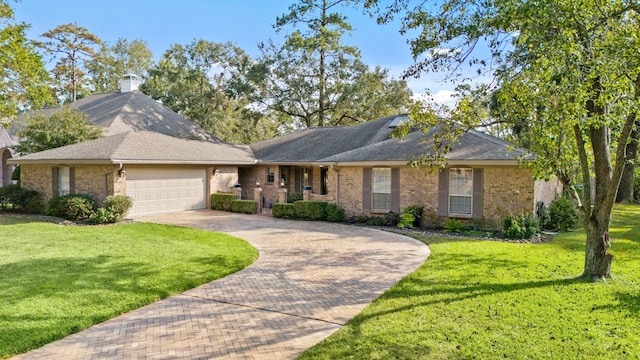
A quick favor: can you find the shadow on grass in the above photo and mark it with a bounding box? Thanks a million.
[0,254,243,357]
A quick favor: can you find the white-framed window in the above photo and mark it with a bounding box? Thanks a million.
[58,166,71,196]
[372,168,391,211]
[449,168,473,215]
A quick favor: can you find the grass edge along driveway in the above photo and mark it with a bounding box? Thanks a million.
[299,205,640,360]
[0,216,258,359]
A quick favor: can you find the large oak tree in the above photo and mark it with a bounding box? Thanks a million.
[368,0,640,279]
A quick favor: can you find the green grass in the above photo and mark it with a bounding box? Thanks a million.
[0,216,258,359]
[300,205,640,359]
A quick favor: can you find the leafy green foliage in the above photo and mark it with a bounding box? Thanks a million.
[0,184,44,213]
[0,218,257,358]
[444,218,466,233]
[325,203,346,222]
[367,0,640,278]
[397,213,415,229]
[0,1,52,118]
[46,194,96,221]
[14,107,101,154]
[89,195,133,224]
[293,200,327,220]
[87,38,153,93]
[503,213,539,239]
[286,192,303,203]
[141,39,276,143]
[210,193,237,211]
[230,200,258,214]
[547,197,578,232]
[261,0,412,129]
[272,203,296,219]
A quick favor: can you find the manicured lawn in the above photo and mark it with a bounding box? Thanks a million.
[0,216,258,359]
[300,205,640,359]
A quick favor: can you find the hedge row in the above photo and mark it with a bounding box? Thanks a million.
[211,193,237,211]
[272,201,345,222]
[230,200,258,214]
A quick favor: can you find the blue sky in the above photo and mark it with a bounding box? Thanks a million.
[12,0,457,104]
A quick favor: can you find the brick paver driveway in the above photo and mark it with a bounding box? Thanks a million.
[14,210,430,359]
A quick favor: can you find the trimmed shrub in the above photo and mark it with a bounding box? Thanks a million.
[89,195,133,224]
[211,193,237,211]
[547,196,578,232]
[0,184,18,210]
[272,203,296,219]
[503,213,539,239]
[326,203,345,222]
[293,201,327,221]
[287,192,303,203]
[230,200,258,214]
[46,194,96,221]
[444,218,466,233]
[0,185,44,213]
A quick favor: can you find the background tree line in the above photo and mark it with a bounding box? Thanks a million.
[1,0,413,144]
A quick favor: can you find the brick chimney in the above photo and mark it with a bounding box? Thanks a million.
[119,74,139,93]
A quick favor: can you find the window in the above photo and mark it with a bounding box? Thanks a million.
[449,168,473,215]
[53,166,74,196]
[372,168,391,211]
[320,167,328,195]
[266,167,275,183]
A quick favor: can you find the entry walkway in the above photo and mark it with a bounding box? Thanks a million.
[14,210,430,359]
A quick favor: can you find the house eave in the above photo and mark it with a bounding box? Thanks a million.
[322,159,525,167]
[8,158,258,166]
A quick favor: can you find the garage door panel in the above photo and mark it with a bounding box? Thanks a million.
[126,167,206,217]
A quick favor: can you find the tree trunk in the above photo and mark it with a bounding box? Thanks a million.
[616,157,636,202]
[583,220,614,279]
[616,125,639,203]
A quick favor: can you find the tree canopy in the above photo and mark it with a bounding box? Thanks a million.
[87,38,153,93]
[262,0,412,129]
[368,0,640,279]
[39,22,102,103]
[14,107,101,154]
[0,0,52,119]
[141,39,277,143]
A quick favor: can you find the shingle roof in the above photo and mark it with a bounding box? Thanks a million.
[8,131,255,165]
[251,115,399,162]
[251,114,529,164]
[9,91,219,142]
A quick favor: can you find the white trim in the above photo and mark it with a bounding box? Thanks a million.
[448,168,473,216]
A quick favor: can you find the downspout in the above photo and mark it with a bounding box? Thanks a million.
[332,165,339,206]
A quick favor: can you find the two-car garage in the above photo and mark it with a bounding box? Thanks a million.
[125,166,208,217]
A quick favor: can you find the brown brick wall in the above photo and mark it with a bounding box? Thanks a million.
[482,166,535,226]
[21,164,120,205]
[332,165,534,226]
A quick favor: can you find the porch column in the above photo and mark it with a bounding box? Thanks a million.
[254,187,263,214]
[278,188,287,203]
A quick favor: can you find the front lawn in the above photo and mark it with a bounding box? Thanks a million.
[0,216,258,359]
[300,205,640,359]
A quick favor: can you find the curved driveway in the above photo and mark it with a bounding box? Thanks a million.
[14,210,430,359]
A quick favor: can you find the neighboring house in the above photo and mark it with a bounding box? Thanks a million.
[7,77,560,225]
[242,115,561,227]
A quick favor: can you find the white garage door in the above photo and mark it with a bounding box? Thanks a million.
[126,167,207,217]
